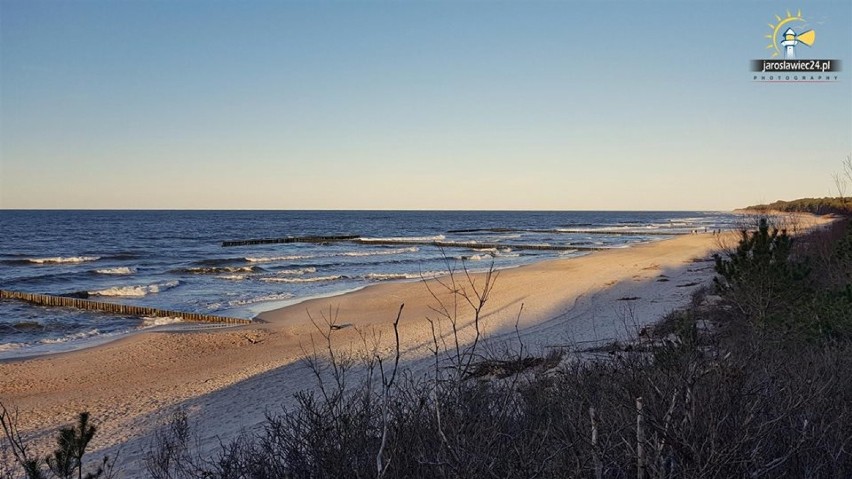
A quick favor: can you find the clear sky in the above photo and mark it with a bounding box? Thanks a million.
[1,0,850,210]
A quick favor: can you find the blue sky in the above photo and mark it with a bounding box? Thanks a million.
[1,0,850,210]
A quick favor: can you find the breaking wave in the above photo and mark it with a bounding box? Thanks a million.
[260,275,344,284]
[216,274,248,281]
[245,255,311,263]
[26,256,100,264]
[228,292,295,307]
[246,247,418,263]
[95,267,137,275]
[39,329,103,344]
[141,316,183,327]
[340,247,419,257]
[460,254,491,261]
[89,280,181,297]
[0,343,24,352]
[177,266,264,274]
[363,271,445,281]
[275,267,318,275]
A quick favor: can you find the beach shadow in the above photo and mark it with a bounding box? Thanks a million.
[89,252,721,474]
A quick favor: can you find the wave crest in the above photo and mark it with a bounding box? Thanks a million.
[245,255,311,263]
[39,329,102,344]
[216,274,248,281]
[363,271,445,281]
[89,280,180,297]
[179,266,263,274]
[228,292,295,307]
[340,247,419,257]
[260,275,343,284]
[247,247,418,263]
[141,316,183,327]
[275,267,318,275]
[95,267,137,275]
[27,256,100,264]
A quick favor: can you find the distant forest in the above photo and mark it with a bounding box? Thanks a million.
[746,197,852,215]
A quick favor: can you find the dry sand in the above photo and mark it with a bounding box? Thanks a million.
[0,213,829,475]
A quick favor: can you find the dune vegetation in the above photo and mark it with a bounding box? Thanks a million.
[3,213,851,479]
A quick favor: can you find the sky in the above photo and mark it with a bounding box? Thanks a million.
[1,0,850,210]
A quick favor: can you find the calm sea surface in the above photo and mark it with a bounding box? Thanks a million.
[0,210,736,358]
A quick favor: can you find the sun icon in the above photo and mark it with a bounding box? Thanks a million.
[765,9,813,58]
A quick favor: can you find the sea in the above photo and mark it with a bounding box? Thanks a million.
[0,210,737,358]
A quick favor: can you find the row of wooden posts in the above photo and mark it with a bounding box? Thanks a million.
[222,235,360,247]
[222,228,686,248]
[222,235,609,252]
[447,228,685,236]
[0,290,251,325]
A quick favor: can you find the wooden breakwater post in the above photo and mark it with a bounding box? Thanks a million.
[353,239,609,252]
[221,235,610,252]
[447,228,686,236]
[0,290,252,325]
[222,235,360,247]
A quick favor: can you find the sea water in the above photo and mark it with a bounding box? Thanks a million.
[0,210,736,357]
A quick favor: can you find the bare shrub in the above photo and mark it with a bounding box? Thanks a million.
[140,227,852,478]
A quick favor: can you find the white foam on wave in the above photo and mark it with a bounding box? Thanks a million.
[276,267,318,275]
[141,316,183,327]
[459,251,518,260]
[90,280,180,297]
[186,266,257,273]
[340,246,419,257]
[363,271,445,281]
[39,329,102,344]
[359,235,445,243]
[247,247,418,263]
[28,256,100,264]
[669,220,700,226]
[95,267,137,275]
[228,292,295,307]
[245,255,312,263]
[218,267,320,282]
[216,274,248,281]
[260,275,343,284]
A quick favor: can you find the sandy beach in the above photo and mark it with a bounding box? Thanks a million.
[0,215,827,474]
[3,0,849,474]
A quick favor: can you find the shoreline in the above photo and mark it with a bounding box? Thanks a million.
[0,248,586,361]
[0,214,833,475]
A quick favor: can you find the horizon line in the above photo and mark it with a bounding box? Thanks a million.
[0,208,734,213]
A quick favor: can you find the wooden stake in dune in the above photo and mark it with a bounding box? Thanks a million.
[636,396,646,479]
[590,406,602,479]
[0,290,251,325]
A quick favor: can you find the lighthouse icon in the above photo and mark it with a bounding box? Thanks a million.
[779,27,815,59]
